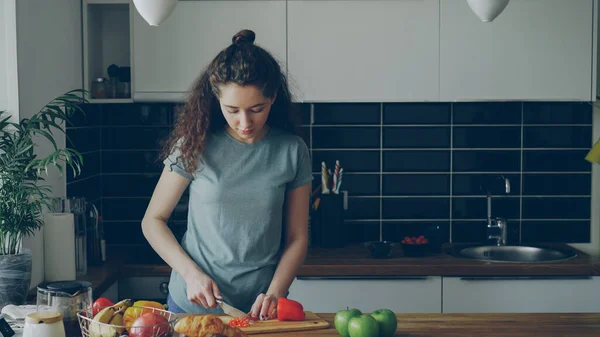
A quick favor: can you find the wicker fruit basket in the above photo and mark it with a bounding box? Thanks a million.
[77,305,178,337]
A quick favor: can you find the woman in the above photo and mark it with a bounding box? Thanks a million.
[141,29,312,320]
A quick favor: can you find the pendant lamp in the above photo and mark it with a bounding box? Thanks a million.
[467,0,510,22]
[133,0,178,26]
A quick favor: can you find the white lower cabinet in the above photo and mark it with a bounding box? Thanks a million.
[288,276,442,313]
[442,276,600,313]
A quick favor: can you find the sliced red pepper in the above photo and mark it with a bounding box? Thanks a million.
[228,317,252,327]
[277,297,306,321]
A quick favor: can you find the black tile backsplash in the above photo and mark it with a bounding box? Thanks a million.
[66,101,594,250]
[383,127,450,148]
[312,126,380,148]
[523,102,593,124]
[312,150,380,172]
[522,173,591,195]
[67,127,101,153]
[383,103,450,124]
[453,102,522,124]
[103,174,160,197]
[523,126,592,148]
[452,197,520,220]
[66,103,102,207]
[382,174,450,196]
[453,126,521,148]
[523,150,591,172]
[383,150,451,172]
[102,150,162,173]
[453,150,521,172]
[313,103,380,124]
[383,198,450,219]
[452,173,521,196]
[102,127,171,150]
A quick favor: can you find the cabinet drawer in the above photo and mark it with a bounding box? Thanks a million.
[288,276,442,313]
[443,276,600,313]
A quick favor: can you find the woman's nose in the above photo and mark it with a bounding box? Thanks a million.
[239,112,252,127]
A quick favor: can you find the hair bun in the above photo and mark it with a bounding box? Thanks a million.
[232,29,256,45]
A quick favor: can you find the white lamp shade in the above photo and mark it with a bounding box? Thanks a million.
[467,0,510,22]
[133,0,178,26]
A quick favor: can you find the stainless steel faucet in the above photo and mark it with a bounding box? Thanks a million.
[486,176,510,246]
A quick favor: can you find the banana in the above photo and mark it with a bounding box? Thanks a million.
[111,299,133,311]
[93,306,116,323]
[89,303,130,337]
[108,308,126,335]
[89,307,115,337]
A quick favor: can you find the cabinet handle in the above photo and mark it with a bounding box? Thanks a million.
[459,276,592,281]
[159,281,169,295]
[297,276,429,280]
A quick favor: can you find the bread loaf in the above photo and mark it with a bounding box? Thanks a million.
[174,315,248,337]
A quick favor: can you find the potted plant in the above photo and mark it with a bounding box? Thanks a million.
[0,90,86,307]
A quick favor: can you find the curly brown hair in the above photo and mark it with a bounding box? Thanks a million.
[161,29,299,176]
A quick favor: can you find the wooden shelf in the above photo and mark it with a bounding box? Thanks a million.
[83,1,133,101]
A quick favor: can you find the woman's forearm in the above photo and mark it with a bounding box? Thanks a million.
[141,217,204,281]
[266,237,308,298]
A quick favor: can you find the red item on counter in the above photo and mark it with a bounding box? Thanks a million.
[277,298,306,321]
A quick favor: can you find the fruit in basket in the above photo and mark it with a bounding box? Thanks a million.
[123,300,166,329]
[89,299,133,337]
[129,312,172,337]
[112,298,134,311]
[93,297,114,315]
[89,306,126,337]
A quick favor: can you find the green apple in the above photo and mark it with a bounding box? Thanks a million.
[334,308,362,337]
[348,314,379,337]
[370,308,397,337]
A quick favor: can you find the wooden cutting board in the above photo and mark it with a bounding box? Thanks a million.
[221,311,329,334]
[177,311,330,335]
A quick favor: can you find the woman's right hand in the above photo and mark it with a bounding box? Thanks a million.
[184,271,222,308]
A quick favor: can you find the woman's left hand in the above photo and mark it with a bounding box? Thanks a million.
[249,293,278,321]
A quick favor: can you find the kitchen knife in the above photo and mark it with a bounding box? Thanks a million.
[216,299,248,318]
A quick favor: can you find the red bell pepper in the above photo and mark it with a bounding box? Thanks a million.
[277,297,306,321]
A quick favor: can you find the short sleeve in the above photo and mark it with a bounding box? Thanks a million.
[163,142,194,181]
[286,139,313,192]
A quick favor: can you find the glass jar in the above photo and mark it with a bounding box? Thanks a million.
[91,78,106,99]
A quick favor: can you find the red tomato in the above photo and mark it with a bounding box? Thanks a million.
[93,297,114,315]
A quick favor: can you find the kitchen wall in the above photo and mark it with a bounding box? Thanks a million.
[66,101,593,253]
[14,0,83,289]
[0,0,19,123]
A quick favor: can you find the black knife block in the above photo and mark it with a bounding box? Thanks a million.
[310,193,345,248]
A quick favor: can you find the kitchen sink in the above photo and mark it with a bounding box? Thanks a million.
[452,245,578,263]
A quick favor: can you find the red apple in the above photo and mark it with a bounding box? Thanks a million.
[129,312,172,337]
[92,297,114,315]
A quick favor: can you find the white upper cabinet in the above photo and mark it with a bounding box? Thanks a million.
[132,1,287,102]
[287,0,440,102]
[440,0,595,101]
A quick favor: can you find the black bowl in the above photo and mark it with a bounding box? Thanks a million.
[401,243,430,257]
[364,241,395,258]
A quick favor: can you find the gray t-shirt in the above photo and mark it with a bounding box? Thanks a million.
[163,127,313,313]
